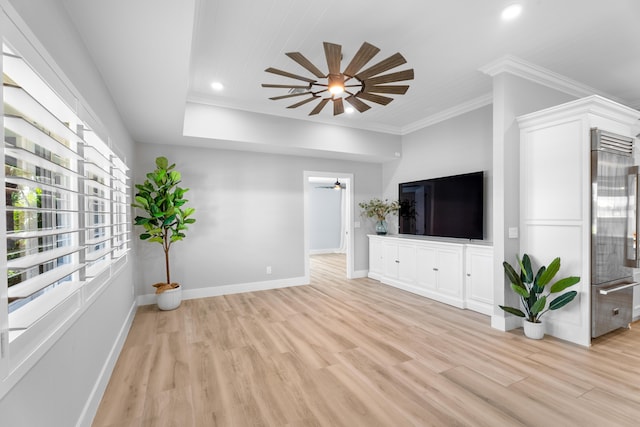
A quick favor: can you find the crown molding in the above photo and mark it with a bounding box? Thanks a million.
[400,93,493,135]
[479,55,626,104]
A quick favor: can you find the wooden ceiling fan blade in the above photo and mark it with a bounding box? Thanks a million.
[365,69,415,86]
[287,96,318,108]
[343,42,380,77]
[309,98,330,115]
[265,67,316,83]
[333,97,344,116]
[344,95,371,112]
[285,52,326,78]
[355,52,407,80]
[356,92,394,106]
[262,83,311,89]
[269,91,313,101]
[323,42,342,75]
[363,84,410,95]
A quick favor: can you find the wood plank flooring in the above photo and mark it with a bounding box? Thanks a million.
[93,254,640,426]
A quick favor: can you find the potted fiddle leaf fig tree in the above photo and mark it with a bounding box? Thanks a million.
[132,156,196,310]
[500,254,580,339]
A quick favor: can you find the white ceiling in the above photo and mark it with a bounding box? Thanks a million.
[61,0,640,147]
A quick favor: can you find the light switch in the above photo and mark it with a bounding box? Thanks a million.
[354,221,360,228]
[508,227,519,239]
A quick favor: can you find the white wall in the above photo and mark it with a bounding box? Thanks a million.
[0,1,137,426]
[490,73,577,330]
[133,143,381,299]
[383,105,493,240]
[184,102,403,162]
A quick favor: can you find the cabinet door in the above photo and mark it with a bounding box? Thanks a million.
[369,237,384,276]
[397,243,416,284]
[383,241,399,278]
[416,245,437,291]
[436,247,463,298]
[465,247,494,314]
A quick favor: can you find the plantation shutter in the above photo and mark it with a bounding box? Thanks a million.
[3,43,130,343]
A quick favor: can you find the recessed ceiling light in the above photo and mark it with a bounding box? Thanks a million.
[501,4,522,20]
[210,81,224,91]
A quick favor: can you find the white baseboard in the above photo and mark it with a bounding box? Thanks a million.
[378,277,465,309]
[77,299,137,427]
[309,248,345,255]
[491,314,522,331]
[137,276,310,306]
[351,269,368,279]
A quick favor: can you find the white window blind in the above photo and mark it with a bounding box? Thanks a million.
[2,43,130,351]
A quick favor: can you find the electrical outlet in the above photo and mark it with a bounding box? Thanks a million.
[266,266,272,274]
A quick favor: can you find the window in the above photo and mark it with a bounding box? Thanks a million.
[1,41,130,388]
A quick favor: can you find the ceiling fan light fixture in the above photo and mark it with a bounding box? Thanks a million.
[501,4,522,20]
[210,81,224,91]
[328,74,345,95]
[263,41,413,116]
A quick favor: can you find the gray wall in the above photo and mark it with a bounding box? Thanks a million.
[133,143,382,297]
[0,1,136,426]
[308,183,343,251]
[383,106,494,240]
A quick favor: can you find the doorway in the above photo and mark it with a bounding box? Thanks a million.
[303,171,354,281]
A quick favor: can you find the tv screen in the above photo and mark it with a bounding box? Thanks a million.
[398,171,484,240]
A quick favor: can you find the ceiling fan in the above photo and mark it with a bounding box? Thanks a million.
[316,179,345,190]
[262,41,414,116]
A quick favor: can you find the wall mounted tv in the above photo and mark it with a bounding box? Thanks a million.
[398,171,484,240]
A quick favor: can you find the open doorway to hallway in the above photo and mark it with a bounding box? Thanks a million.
[304,172,354,281]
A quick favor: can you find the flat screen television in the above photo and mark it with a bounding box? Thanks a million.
[398,171,484,240]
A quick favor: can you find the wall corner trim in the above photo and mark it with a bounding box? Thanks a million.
[479,54,625,104]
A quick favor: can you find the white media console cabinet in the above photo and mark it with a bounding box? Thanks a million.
[367,235,494,315]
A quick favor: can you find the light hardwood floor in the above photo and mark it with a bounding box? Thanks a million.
[93,254,640,426]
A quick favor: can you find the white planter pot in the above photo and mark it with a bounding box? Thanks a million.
[523,319,544,339]
[157,285,182,311]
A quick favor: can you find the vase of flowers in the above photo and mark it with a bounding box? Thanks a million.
[358,198,400,235]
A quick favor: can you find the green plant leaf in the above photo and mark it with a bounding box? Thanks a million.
[532,266,546,293]
[134,216,150,225]
[499,306,525,317]
[134,195,150,208]
[550,276,581,293]
[538,257,560,286]
[531,295,547,315]
[156,156,168,169]
[139,233,151,240]
[163,214,176,226]
[520,254,533,284]
[503,261,524,288]
[511,283,530,299]
[549,291,578,310]
[169,171,181,182]
[183,207,195,218]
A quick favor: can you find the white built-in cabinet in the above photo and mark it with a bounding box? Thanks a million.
[464,245,494,315]
[367,235,493,315]
[517,95,640,346]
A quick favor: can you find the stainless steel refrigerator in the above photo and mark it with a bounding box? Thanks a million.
[591,128,640,338]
